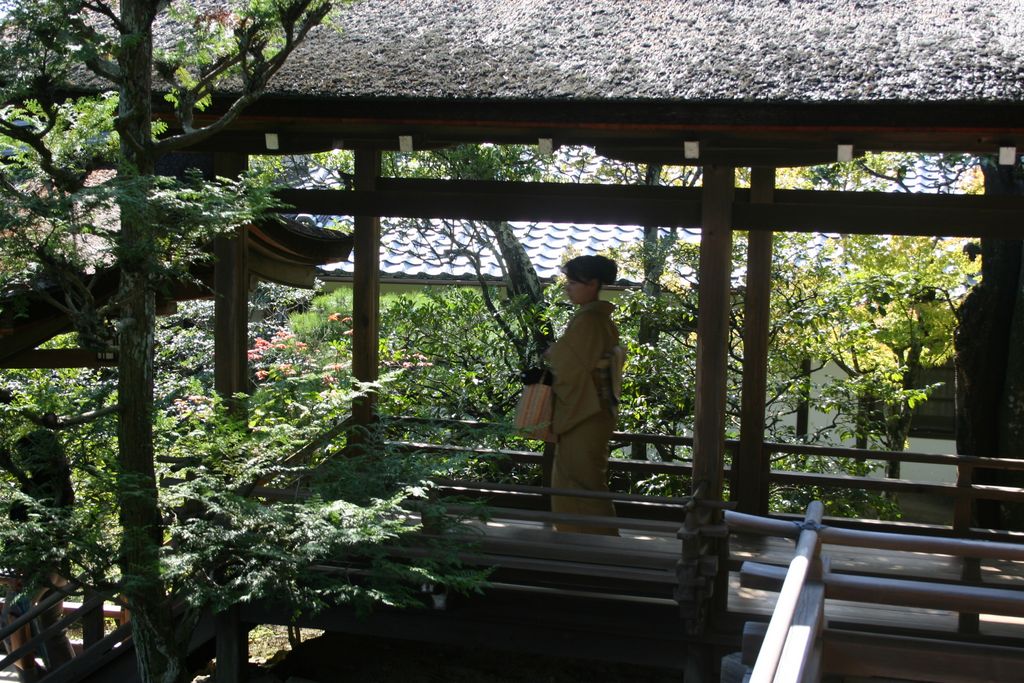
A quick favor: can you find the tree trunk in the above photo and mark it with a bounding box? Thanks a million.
[117,1,186,680]
[877,341,924,479]
[638,164,666,349]
[487,219,552,364]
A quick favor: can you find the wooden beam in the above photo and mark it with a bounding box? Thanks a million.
[213,153,250,409]
[737,189,1024,237]
[351,149,382,428]
[163,95,1024,157]
[278,180,703,228]
[692,166,735,501]
[735,168,775,515]
[276,181,1024,238]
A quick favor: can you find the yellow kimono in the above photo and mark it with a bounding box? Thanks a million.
[547,300,619,535]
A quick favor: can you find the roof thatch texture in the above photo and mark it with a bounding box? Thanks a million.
[266,0,1024,103]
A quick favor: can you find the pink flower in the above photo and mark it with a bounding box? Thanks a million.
[255,370,269,381]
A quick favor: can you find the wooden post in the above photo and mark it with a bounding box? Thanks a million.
[215,605,246,683]
[692,166,735,501]
[736,167,775,514]
[682,166,735,635]
[213,153,250,411]
[81,588,105,649]
[955,461,980,633]
[351,149,382,430]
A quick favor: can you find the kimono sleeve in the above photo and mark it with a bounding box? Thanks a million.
[547,312,607,434]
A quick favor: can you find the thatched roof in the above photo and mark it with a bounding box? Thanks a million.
[268,0,1024,103]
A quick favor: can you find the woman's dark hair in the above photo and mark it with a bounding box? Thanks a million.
[563,255,617,288]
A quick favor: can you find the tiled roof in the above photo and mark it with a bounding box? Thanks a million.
[319,221,699,284]
[264,0,1024,103]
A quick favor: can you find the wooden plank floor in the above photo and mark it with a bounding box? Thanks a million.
[465,515,1024,643]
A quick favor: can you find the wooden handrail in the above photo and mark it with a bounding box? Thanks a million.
[726,509,1024,560]
[768,469,1024,501]
[0,594,107,671]
[384,421,1024,535]
[747,501,824,683]
[733,501,1024,682]
[765,441,1024,471]
[432,478,704,508]
[0,579,79,642]
[742,561,1024,618]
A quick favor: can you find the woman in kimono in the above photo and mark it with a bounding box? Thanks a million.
[545,255,621,535]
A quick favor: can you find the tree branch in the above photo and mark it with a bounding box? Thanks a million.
[155,0,331,154]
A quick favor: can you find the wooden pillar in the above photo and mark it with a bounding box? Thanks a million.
[692,166,735,501]
[736,167,775,514]
[213,153,250,410]
[81,588,105,649]
[352,149,382,428]
[215,605,246,683]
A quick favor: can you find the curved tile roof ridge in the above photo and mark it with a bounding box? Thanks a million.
[265,0,1024,103]
[321,221,700,284]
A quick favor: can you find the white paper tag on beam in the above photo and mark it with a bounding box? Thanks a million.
[399,135,414,153]
[999,146,1017,166]
[538,138,554,156]
[837,144,854,162]
[684,141,700,160]
[264,133,280,151]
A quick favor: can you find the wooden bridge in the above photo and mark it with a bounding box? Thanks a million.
[5,422,1024,683]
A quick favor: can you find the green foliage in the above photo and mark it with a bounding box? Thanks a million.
[613,286,698,437]
[377,287,527,421]
[392,143,543,183]
[0,358,120,589]
[766,230,977,451]
[160,398,486,618]
[1,279,492,652]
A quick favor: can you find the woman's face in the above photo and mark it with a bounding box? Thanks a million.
[565,276,599,305]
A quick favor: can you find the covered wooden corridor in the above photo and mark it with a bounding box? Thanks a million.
[5,1,1024,680]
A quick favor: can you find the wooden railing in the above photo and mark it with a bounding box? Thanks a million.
[0,579,130,683]
[388,419,1024,538]
[726,503,1024,682]
[762,441,1024,539]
